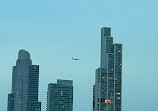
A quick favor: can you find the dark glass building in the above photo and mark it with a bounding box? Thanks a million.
[46,79,73,111]
[93,27,122,111]
[7,49,41,111]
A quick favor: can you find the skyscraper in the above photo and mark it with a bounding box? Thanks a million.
[7,49,41,111]
[93,27,122,111]
[46,79,73,111]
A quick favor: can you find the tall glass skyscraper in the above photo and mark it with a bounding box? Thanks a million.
[93,27,122,111]
[46,79,73,111]
[7,49,41,111]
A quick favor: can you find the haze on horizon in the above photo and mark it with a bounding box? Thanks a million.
[1,0,158,111]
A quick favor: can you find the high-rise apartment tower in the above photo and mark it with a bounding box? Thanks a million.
[93,27,122,111]
[46,79,73,111]
[7,49,41,111]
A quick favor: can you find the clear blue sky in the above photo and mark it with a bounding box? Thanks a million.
[1,0,158,111]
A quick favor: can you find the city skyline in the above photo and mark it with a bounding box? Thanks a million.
[7,27,123,111]
[1,0,158,111]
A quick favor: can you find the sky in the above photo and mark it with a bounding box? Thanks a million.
[0,0,158,111]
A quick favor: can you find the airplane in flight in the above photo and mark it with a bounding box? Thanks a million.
[72,58,80,60]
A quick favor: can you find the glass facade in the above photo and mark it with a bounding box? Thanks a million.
[27,65,41,111]
[93,27,122,111]
[7,50,41,111]
[7,93,14,111]
[47,80,73,111]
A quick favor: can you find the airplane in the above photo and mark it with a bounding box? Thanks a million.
[72,58,80,60]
